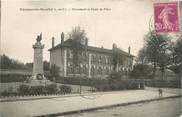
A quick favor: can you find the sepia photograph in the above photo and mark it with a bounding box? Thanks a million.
[0,0,182,117]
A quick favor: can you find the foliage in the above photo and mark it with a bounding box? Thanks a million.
[56,76,108,86]
[0,91,18,97]
[68,26,88,74]
[59,85,72,94]
[45,83,58,94]
[173,36,182,64]
[145,80,181,88]
[129,64,153,79]
[56,76,143,92]
[0,74,28,83]
[140,31,172,79]
[112,48,124,71]
[169,65,181,75]
[172,36,182,79]
[107,71,122,82]
[17,84,59,96]
[32,85,45,95]
[17,84,30,95]
[94,79,143,91]
[0,54,28,70]
[0,54,50,71]
[25,62,33,70]
[43,60,50,71]
[68,26,87,43]
[137,47,147,64]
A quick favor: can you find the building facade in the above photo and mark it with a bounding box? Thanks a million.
[49,33,134,78]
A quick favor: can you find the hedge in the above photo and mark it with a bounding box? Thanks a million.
[17,84,58,95]
[59,85,72,94]
[0,84,73,97]
[145,80,181,88]
[56,76,144,91]
[94,79,144,91]
[0,74,28,83]
[55,76,108,86]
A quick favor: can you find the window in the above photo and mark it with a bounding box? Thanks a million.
[100,67,101,74]
[91,66,94,76]
[91,55,95,64]
[83,65,87,74]
[99,56,102,64]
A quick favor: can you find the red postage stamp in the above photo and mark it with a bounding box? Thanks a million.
[154,2,179,33]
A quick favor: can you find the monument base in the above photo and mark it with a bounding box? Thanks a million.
[27,76,52,86]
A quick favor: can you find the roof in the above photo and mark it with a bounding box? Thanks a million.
[48,39,74,51]
[49,39,134,57]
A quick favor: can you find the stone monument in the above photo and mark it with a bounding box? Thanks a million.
[33,33,44,79]
[29,33,51,85]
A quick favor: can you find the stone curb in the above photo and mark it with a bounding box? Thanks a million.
[34,95,182,117]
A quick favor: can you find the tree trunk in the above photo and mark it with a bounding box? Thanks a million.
[180,64,182,88]
[161,71,164,81]
[116,64,118,72]
[152,62,157,79]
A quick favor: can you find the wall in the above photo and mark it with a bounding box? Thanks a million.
[50,48,64,76]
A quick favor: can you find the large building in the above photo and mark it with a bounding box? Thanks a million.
[49,33,134,78]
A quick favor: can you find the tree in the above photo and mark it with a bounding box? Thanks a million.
[173,35,182,79]
[143,31,172,80]
[43,60,50,71]
[112,47,124,72]
[68,26,88,75]
[25,62,33,70]
[69,26,87,45]
[137,47,147,64]
[68,26,88,94]
[136,47,149,79]
[129,64,153,79]
[0,54,28,70]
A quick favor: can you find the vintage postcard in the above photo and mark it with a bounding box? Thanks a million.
[0,0,182,117]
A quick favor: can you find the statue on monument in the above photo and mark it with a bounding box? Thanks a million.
[36,33,42,42]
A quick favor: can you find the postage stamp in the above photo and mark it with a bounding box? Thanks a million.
[154,2,179,33]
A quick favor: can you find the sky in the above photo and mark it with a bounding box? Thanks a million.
[1,0,181,63]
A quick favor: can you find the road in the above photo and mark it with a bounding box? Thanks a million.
[60,97,182,117]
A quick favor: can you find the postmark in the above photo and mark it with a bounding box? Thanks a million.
[154,2,179,33]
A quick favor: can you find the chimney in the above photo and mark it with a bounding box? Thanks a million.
[112,43,117,49]
[61,32,64,44]
[128,46,131,54]
[52,37,55,48]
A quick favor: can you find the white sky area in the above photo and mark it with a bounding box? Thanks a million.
[1,0,181,63]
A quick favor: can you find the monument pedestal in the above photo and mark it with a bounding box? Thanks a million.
[28,75,52,86]
[28,77,52,86]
